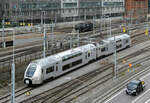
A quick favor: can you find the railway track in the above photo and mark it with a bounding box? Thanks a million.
[16,42,150,103]
[0,87,33,103]
[0,21,150,102]
[94,56,150,103]
[0,21,148,62]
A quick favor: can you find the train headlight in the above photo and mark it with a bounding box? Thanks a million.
[25,80,30,84]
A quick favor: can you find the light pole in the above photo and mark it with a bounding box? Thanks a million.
[77,30,80,47]
[84,9,86,21]
[100,15,103,34]
[41,10,46,58]
[51,22,55,49]
[11,29,15,103]
[102,15,110,38]
[43,24,46,58]
[109,16,112,38]
[147,13,149,35]
[2,19,5,48]
[114,35,117,79]
[93,14,95,35]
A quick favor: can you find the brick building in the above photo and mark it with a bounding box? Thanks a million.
[125,0,148,18]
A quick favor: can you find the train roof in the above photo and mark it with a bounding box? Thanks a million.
[78,44,96,52]
[54,44,95,58]
[32,55,60,67]
[105,34,130,42]
[30,44,96,66]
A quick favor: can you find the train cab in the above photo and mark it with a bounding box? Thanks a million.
[24,62,43,85]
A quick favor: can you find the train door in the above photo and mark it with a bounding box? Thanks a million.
[54,63,60,77]
[41,68,44,82]
[84,51,91,63]
[44,65,55,80]
[92,48,96,60]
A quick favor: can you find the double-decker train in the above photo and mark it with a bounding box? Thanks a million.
[24,34,131,85]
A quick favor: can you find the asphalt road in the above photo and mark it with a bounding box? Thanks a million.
[105,68,150,103]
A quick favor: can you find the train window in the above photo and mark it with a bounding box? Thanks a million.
[88,52,90,57]
[72,52,82,58]
[116,44,122,49]
[93,43,96,46]
[56,66,58,71]
[101,47,105,52]
[85,52,88,59]
[62,64,70,71]
[26,64,37,77]
[42,69,43,74]
[46,66,54,74]
[62,52,82,61]
[116,39,121,43]
[106,47,108,51]
[72,59,82,67]
[125,39,129,43]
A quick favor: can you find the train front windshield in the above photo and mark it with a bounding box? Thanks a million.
[26,64,37,77]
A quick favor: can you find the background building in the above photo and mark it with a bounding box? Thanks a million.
[0,0,125,24]
[125,0,148,19]
[148,0,150,13]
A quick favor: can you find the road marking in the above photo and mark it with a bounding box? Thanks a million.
[132,89,150,103]
[141,71,150,80]
[104,66,150,103]
[145,99,150,103]
[104,88,125,103]
[145,98,150,103]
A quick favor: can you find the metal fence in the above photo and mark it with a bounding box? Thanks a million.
[0,40,85,73]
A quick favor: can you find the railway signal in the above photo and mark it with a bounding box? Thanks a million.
[5,22,10,25]
[145,29,148,35]
[20,23,23,26]
[20,22,25,26]
[28,23,31,26]
[22,22,25,26]
[123,27,126,33]
[128,63,132,67]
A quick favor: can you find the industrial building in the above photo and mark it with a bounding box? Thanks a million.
[125,0,148,19]
[0,0,124,23]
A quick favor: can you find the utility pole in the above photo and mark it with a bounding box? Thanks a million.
[100,15,103,34]
[77,30,80,47]
[11,30,15,103]
[41,11,46,58]
[51,22,54,48]
[43,24,46,58]
[2,19,5,48]
[93,15,95,35]
[147,13,149,35]
[69,36,72,49]
[84,9,86,21]
[104,16,105,33]
[114,35,117,79]
[106,16,109,38]
[110,17,112,37]
[41,9,43,26]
